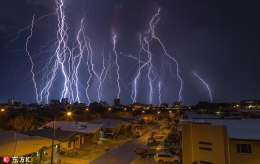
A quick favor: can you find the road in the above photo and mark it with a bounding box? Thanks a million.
[90,124,161,164]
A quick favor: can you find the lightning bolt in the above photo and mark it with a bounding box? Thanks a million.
[158,81,162,105]
[97,44,107,102]
[112,32,121,99]
[128,33,152,103]
[74,15,87,102]
[5,13,55,48]
[84,37,93,105]
[143,37,156,104]
[7,3,187,106]
[26,14,39,103]
[193,72,212,103]
[149,8,183,102]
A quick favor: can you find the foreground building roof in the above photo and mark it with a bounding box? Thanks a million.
[0,132,59,157]
[23,129,77,142]
[202,119,260,140]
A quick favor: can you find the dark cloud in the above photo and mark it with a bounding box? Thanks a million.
[0,24,9,33]
[0,0,260,105]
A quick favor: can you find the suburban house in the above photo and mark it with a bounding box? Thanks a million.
[24,129,78,151]
[44,121,104,146]
[181,119,260,164]
[0,132,60,164]
[88,119,131,138]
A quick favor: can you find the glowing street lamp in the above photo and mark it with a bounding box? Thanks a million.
[67,112,72,116]
[1,109,4,112]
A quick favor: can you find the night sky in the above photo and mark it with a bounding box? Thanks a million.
[0,0,259,106]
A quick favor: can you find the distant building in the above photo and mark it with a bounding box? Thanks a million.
[130,102,142,109]
[114,99,120,107]
[100,101,109,108]
[73,102,86,108]
[61,98,68,108]
[7,97,14,106]
[50,100,60,109]
[173,102,182,110]
[14,101,22,108]
[240,100,260,109]
[160,102,168,108]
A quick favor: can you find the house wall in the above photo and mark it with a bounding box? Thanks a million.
[74,135,81,148]
[91,131,101,141]
[229,139,260,164]
[60,141,74,150]
[182,123,229,164]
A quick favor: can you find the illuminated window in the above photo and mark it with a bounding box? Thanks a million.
[68,142,71,148]
[237,144,252,153]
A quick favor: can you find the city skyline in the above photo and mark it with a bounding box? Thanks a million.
[0,0,259,105]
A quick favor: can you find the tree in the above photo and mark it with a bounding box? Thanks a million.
[125,125,132,136]
[9,114,34,131]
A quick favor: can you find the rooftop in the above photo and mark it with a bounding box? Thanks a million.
[24,129,77,142]
[44,121,103,133]
[201,119,260,140]
[0,132,59,157]
[88,118,131,128]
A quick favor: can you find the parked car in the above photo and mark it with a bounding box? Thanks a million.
[135,131,142,137]
[154,135,164,142]
[147,136,155,144]
[154,152,180,164]
[150,131,157,136]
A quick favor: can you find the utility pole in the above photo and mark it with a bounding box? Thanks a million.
[51,116,56,164]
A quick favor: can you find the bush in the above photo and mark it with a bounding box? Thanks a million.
[64,149,89,157]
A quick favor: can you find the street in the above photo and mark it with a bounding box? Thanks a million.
[90,124,161,164]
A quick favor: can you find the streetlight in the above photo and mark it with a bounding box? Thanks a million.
[1,108,5,112]
[67,112,72,116]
